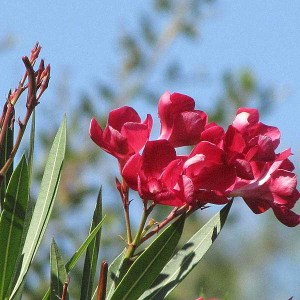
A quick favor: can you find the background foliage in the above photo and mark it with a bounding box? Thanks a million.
[1,1,299,299]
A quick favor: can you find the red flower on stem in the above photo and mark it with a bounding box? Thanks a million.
[226,108,300,226]
[179,141,236,206]
[122,140,185,206]
[230,149,300,227]
[90,92,299,227]
[158,91,207,147]
[90,106,152,168]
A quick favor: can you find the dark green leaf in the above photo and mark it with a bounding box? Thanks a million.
[0,120,14,209]
[0,155,29,299]
[65,217,105,272]
[80,187,103,300]
[42,216,106,300]
[50,239,68,300]
[110,215,185,300]
[105,250,125,300]
[139,202,232,300]
[9,116,67,299]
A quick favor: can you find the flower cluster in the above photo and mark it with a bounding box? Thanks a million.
[90,92,300,226]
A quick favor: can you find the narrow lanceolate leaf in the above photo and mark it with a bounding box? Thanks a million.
[104,250,125,300]
[42,216,106,300]
[0,123,14,208]
[139,201,233,300]
[50,239,68,300]
[110,215,185,300]
[9,117,67,299]
[65,217,105,273]
[0,155,29,299]
[80,187,103,300]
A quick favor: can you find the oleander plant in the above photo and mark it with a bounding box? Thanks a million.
[0,45,298,300]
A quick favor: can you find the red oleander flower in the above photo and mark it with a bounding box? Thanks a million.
[122,140,185,206]
[90,92,299,226]
[158,91,208,147]
[200,122,225,147]
[225,108,300,226]
[230,149,300,227]
[90,106,152,168]
[227,108,280,160]
[224,108,281,180]
[179,141,236,206]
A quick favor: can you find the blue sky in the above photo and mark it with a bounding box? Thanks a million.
[1,1,300,299]
[1,1,299,156]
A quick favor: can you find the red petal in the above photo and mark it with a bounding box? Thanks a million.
[158,91,173,138]
[234,159,254,180]
[233,108,259,132]
[121,121,151,152]
[270,170,297,197]
[158,91,196,141]
[246,135,276,161]
[142,140,177,178]
[170,92,195,112]
[161,158,183,186]
[181,175,194,204]
[201,124,225,146]
[224,126,246,157]
[190,141,224,163]
[272,205,300,227]
[142,114,153,135]
[103,126,129,156]
[192,164,236,192]
[122,154,142,190]
[255,123,280,148]
[167,110,207,147]
[243,196,271,214]
[280,158,295,172]
[89,118,104,147]
[194,190,229,205]
[107,106,141,131]
[153,192,185,206]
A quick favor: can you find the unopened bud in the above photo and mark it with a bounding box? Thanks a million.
[29,42,42,64]
[22,56,37,109]
[36,59,45,83]
[37,64,50,100]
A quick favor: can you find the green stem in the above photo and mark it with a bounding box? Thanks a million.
[124,202,155,260]
[120,180,133,244]
[140,204,190,243]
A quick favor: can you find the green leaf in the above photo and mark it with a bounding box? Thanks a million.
[42,216,106,300]
[110,215,185,300]
[104,250,126,300]
[80,187,103,300]
[65,217,105,272]
[9,116,67,299]
[0,155,29,299]
[139,202,233,300]
[0,122,14,209]
[50,239,68,300]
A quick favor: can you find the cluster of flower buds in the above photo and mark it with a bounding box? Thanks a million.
[90,92,300,226]
[5,43,50,109]
[0,43,50,183]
